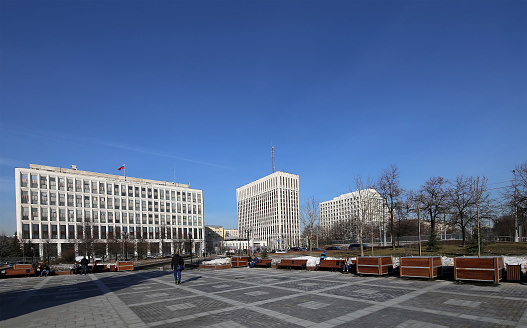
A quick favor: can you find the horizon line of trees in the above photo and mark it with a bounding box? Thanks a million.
[301,161,527,254]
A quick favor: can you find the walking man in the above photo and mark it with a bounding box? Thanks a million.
[80,256,89,275]
[171,253,184,284]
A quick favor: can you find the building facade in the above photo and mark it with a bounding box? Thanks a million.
[319,189,387,242]
[15,164,204,259]
[236,171,300,250]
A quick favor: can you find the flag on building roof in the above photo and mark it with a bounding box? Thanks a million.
[118,165,125,171]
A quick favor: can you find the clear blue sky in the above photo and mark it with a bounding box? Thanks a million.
[1,0,526,234]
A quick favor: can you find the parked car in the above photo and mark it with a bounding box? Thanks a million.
[348,243,372,250]
[311,247,323,251]
[275,249,287,253]
[325,246,343,250]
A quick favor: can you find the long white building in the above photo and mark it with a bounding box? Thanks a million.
[236,171,300,250]
[320,189,386,241]
[15,164,204,259]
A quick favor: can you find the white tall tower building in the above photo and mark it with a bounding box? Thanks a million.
[236,171,300,250]
[15,164,205,259]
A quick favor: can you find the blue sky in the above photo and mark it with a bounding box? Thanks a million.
[1,0,526,234]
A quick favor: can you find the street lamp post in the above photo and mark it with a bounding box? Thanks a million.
[513,170,519,242]
[189,233,193,264]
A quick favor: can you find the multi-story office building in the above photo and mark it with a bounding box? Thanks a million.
[15,164,204,259]
[237,171,300,250]
[319,189,386,242]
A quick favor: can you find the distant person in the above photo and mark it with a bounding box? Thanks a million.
[80,256,89,275]
[171,253,184,284]
[249,255,259,268]
[41,264,50,276]
[320,251,327,262]
[343,255,350,273]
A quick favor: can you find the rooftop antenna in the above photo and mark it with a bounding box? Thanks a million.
[272,145,275,173]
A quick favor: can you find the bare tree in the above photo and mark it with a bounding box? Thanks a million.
[406,190,425,255]
[353,176,379,256]
[448,175,476,247]
[300,196,319,256]
[419,176,449,251]
[377,165,403,250]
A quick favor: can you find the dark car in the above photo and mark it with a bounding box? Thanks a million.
[325,246,343,250]
[348,243,372,250]
[289,247,307,252]
[311,247,323,251]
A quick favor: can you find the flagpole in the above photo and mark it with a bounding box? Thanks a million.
[124,164,126,181]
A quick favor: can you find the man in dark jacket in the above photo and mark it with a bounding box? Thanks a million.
[80,256,89,275]
[171,253,184,284]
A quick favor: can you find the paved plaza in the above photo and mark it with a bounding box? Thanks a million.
[1,267,527,328]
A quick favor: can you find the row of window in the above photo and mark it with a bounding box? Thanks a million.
[20,173,202,202]
[22,223,203,240]
[21,206,203,226]
[20,191,202,214]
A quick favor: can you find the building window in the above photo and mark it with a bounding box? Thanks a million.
[59,193,65,206]
[31,174,38,188]
[40,176,47,189]
[41,208,48,221]
[60,225,66,239]
[31,207,38,220]
[42,224,49,239]
[21,191,29,204]
[21,174,28,187]
[68,194,74,207]
[31,191,38,204]
[22,206,29,220]
[67,179,73,191]
[23,224,30,238]
[76,180,82,192]
[59,178,65,191]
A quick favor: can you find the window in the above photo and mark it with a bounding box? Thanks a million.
[67,179,73,191]
[107,198,113,209]
[31,207,38,220]
[84,181,90,193]
[51,225,57,239]
[76,195,82,207]
[51,209,57,221]
[84,210,91,221]
[31,191,38,204]
[59,209,66,221]
[76,210,82,222]
[41,208,48,221]
[76,180,82,192]
[59,178,65,190]
[21,174,28,187]
[107,183,112,195]
[128,186,133,197]
[60,225,66,239]
[40,176,47,189]
[100,211,106,223]
[68,194,74,207]
[92,182,97,194]
[108,212,113,223]
[99,182,105,194]
[23,224,30,238]
[135,187,139,197]
[115,198,120,209]
[84,196,90,208]
[21,191,29,204]
[59,193,65,206]
[31,174,38,188]
[22,206,29,220]
[42,224,49,239]
[68,210,74,222]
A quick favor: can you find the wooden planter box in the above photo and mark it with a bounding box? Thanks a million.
[400,256,442,279]
[117,261,134,271]
[356,256,392,276]
[454,256,504,283]
[230,256,250,267]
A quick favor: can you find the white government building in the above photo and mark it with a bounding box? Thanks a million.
[319,189,387,240]
[15,164,205,259]
[236,171,300,250]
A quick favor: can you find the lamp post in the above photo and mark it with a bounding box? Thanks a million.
[189,233,193,264]
[513,170,519,242]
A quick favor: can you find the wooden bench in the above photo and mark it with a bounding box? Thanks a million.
[3,264,35,277]
[116,261,134,271]
[253,259,272,268]
[277,259,307,270]
[316,259,355,272]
